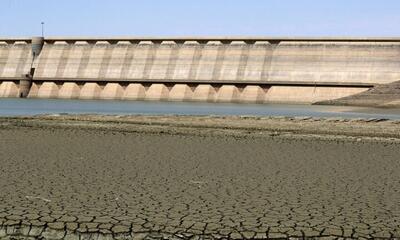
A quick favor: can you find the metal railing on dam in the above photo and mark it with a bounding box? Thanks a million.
[0,36,399,104]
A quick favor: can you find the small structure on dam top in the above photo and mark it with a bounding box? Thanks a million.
[0,36,400,105]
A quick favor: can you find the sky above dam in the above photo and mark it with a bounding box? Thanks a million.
[0,0,399,37]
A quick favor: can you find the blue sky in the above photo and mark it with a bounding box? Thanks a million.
[0,0,399,37]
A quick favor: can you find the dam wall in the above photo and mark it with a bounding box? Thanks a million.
[1,37,400,103]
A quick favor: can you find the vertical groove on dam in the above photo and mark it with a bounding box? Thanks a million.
[142,44,157,80]
[119,44,135,80]
[0,43,9,77]
[98,43,114,79]
[1,37,400,104]
[165,43,179,80]
[261,42,276,81]
[129,43,148,79]
[188,43,203,81]
[55,43,71,78]
[236,44,250,81]
[211,43,227,81]
[76,43,93,78]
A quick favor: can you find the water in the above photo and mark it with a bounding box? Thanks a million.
[1,98,400,119]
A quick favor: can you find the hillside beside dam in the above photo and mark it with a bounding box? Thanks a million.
[0,36,400,105]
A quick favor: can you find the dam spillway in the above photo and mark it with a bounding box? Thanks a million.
[0,36,399,104]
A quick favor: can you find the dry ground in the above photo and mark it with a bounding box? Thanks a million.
[0,115,399,239]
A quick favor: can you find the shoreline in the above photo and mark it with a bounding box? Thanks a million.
[1,114,400,140]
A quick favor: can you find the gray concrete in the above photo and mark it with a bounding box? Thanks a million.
[32,40,400,84]
[1,37,400,104]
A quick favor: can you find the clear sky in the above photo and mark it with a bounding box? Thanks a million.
[1,0,399,37]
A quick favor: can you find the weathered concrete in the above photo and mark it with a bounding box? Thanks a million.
[18,79,32,98]
[215,85,241,102]
[31,39,400,84]
[58,82,80,99]
[192,84,217,102]
[27,82,39,98]
[265,86,368,103]
[318,80,400,107]
[168,84,193,101]
[3,81,371,104]
[122,83,145,100]
[1,37,400,104]
[99,83,124,100]
[79,82,102,99]
[0,40,31,80]
[36,82,59,99]
[240,85,266,103]
[145,83,169,101]
[0,81,19,98]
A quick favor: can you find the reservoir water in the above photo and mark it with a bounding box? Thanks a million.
[1,98,400,119]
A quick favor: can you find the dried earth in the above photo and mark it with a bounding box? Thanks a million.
[0,115,400,240]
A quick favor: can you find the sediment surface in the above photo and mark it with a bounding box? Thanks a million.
[0,115,400,239]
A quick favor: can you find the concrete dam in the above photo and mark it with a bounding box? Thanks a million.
[0,36,400,104]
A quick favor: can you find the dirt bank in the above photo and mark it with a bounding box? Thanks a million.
[1,114,400,140]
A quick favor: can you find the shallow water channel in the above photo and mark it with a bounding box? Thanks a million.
[1,98,400,119]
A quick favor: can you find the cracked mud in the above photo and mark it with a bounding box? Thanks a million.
[0,116,400,239]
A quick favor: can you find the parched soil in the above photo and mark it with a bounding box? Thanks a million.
[0,115,400,240]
